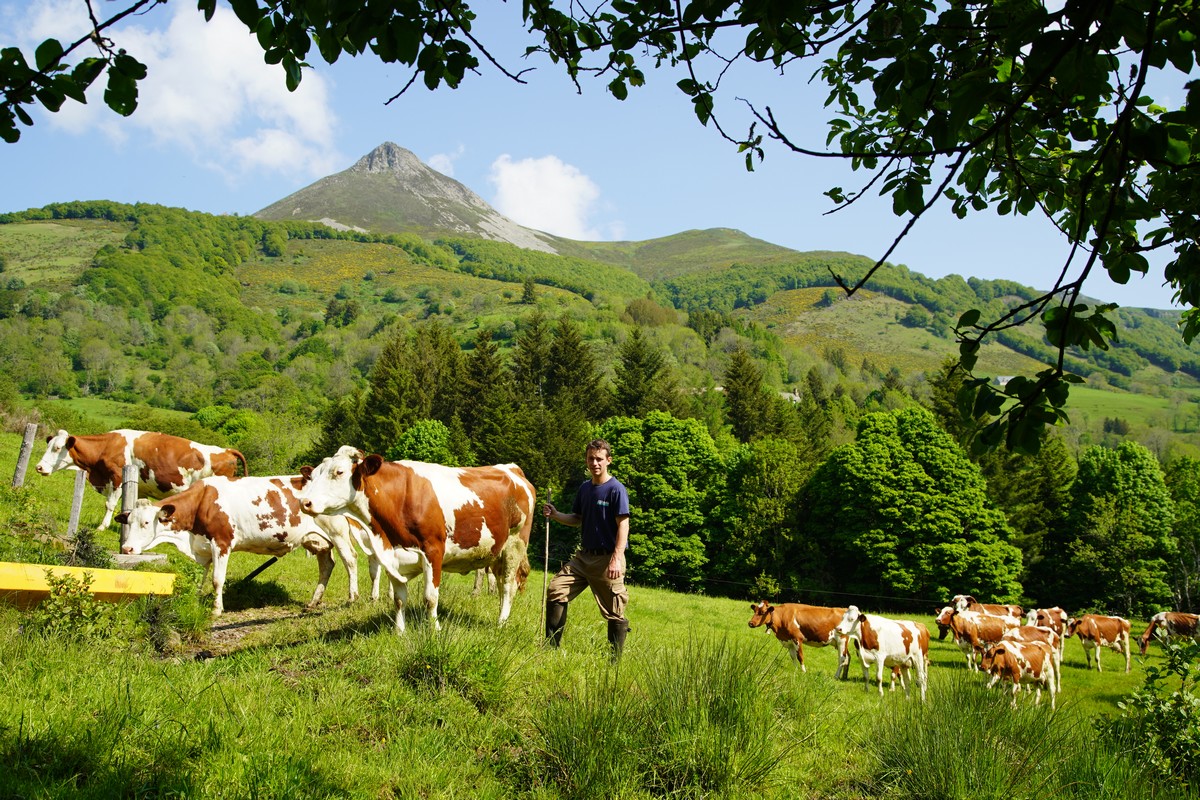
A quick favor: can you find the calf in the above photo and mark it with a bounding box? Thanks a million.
[37,428,247,530]
[1066,614,1132,673]
[981,640,1058,709]
[296,447,535,633]
[836,605,928,700]
[1138,611,1200,655]
[1002,625,1062,690]
[935,606,1020,670]
[116,476,365,615]
[748,601,850,677]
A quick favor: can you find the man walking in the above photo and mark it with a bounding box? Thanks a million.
[543,438,631,658]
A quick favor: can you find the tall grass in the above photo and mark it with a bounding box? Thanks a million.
[860,672,1195,800]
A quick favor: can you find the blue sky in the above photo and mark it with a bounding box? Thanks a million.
[0,0,1184,310]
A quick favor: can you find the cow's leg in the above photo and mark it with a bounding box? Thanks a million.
[420,553,442,631]
[1095,644,1103,672]
[210,551,229,616]
[326,529,360,604]
[306,548,335,609]
[835,637,850,680]
[794,642,806,672]
[98,487,121,530]
[860,658,871,691]
[1122,638,1131,673]
[1010,683,1020,708]
[875,661,886,697]
[391,576,409,633]
[368,555,384,602]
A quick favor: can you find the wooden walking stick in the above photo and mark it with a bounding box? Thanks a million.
[540,483,552,635]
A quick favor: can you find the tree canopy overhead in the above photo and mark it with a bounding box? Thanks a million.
[4,0,1199,452]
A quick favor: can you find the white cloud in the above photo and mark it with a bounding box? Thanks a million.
[10,1,341,181]
[428,145,464,177]
[488,153,611,240]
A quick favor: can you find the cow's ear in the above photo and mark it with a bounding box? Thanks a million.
[750,603,757,612]
[64,436,76,450]
[300,465,312,480]
[361,454,384,477]
[115,511,130,525]
[351,449,366,464]
[158,504,176,522]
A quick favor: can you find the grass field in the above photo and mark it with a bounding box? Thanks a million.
[0,431,1194,798]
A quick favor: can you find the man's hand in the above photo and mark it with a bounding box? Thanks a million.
[607,553,624,580]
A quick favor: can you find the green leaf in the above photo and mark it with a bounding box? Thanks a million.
[957,309,981,328]
[34,38,63,72]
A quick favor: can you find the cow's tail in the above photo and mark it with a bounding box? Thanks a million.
[514,473,535,592]
[230,449,249,477]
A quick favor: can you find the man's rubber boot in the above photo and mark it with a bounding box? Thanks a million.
[607,618,630,661]
[545,601,568,648]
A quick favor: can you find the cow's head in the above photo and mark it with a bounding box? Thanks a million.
[116,499,177,555]
[296,446,374,516]
[952,594,976,612]
[836,605,863,638]
[35,429,76,476]
[934,606,955,639]
[1064,617,1080,638]
[748,601,773,629]
[980,643,1004,673]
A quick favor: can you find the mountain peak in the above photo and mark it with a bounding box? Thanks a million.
[254,143,559,254]
[350,142,427,177]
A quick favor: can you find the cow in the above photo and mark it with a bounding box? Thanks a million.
[1002,625,1062,690]
[36,428,248,530]
[935,606,1020,670]
[1025,606,1069,655]
[835,605,929,700]
[115,475,368,615]
[748,601,850,677]
[295,447,535,633]
[951,594,1023,618]
[1066,614,1132,673]
[1138,611,1200,655]
[980,640,1058,709]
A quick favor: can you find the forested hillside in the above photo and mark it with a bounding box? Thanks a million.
[1,200,1199,615]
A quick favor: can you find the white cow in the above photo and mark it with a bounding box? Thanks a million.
[116,475,372,615]
[836,605,929,701]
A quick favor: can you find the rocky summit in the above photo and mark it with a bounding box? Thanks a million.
[254,142,559,253]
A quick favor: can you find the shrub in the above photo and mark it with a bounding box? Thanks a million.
[24,571,112,641]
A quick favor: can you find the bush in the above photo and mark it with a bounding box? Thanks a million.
[23,571,113,641]
[1102,640,1200,789]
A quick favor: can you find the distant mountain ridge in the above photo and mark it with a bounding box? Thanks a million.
[255,142,560,254]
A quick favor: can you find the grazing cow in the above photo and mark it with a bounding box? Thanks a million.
[116,476,368,615]
[1003,625,1062,690]
[1138,611,1200,655]
[951,594,1023,617]
[1025,607,1069,655]
[836,605,929,700]
[935,606,1020,670]
[36,428,247,530]
[1066,614,1132,673]
[296,447,535,633]
[748,601,850,677]
[980,640,1058,709]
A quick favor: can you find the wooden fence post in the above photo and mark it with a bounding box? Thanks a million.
[66,471,87,539]
[119,463,139,549]
[10,422,38,488]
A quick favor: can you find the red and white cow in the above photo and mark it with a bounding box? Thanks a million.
[1025,607,1069,655]
[748,601,850,677]
[981,640,1058,709]
[1002,625,1062,690]
[296,447,535,633]
[935,606,1020,670]
[116,475,368,615]
[836,605,929,700]
[1138,611,1200,655]
[951,594,1023,617]
[36,428,248,530]
[1066,614,1132,673]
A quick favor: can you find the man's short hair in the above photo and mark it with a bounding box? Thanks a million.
[586,438,612,459]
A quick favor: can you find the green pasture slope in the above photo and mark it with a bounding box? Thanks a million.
[0,432,1192,799]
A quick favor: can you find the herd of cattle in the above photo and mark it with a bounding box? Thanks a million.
[33,429,536,632]
[28,427,1200,704]
[748,598,1200,707]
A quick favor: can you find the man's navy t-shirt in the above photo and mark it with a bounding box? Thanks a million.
[572,476,630,552]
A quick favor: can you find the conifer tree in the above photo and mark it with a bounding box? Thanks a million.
[463,327,515,466]
[723,347,772,443]
[612,326,676,418]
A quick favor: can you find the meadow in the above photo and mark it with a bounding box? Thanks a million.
[0,432,1194,799]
